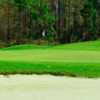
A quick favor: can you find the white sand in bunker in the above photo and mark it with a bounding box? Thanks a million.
[0,75,99,100]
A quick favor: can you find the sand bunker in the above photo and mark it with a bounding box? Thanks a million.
[0,75,99,100]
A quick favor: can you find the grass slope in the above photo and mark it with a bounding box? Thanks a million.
[1,40,100,78]
[54,40,100,50]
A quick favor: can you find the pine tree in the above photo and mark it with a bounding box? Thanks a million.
[81,0,97,40]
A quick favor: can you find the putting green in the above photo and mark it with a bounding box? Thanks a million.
[0,40,100,77]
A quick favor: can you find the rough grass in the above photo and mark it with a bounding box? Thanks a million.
[0,61,100,78]
[1,40,100,78]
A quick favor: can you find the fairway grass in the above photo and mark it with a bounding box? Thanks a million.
[1,40,100,78]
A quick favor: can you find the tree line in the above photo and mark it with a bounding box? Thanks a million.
[0,0,99,46]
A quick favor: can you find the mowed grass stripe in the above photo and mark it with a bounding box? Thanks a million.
[0,61,100,78]
[0,50,100,63]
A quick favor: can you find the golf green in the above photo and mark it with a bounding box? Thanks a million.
[0,40,100,78]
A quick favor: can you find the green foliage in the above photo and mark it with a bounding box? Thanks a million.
[0,0,99,44]
[81,0,97,34]
[14,0,27,7]
[26,0,55,26]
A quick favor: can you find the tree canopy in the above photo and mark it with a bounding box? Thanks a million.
[0,0,99,46]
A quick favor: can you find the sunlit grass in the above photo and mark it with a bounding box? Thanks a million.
[0,40,100,77]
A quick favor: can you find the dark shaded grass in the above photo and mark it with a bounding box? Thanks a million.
[0,61,100,78]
